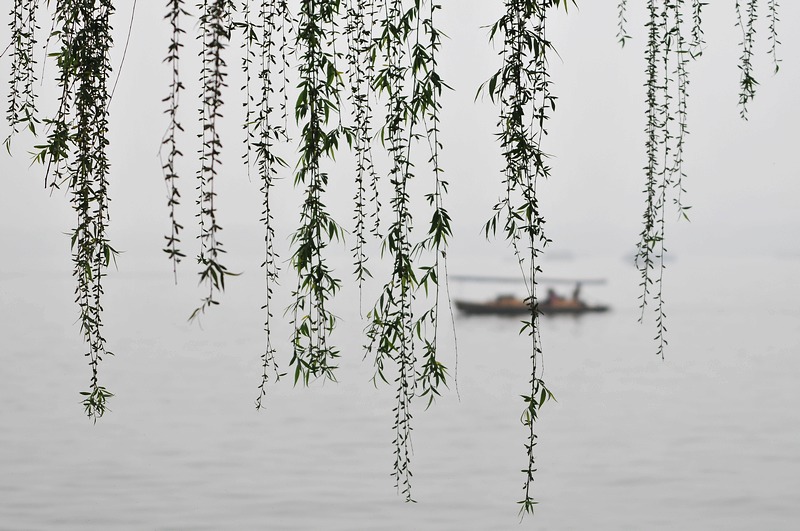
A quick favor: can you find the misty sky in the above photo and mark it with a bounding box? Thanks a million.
[1,1,798,277]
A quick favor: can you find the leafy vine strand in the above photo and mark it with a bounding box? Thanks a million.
[5,0,39,151]
[28,0,119,420]
[482,0,566,514]
[191,0,237,322]
[160,0,187,282]
[288,0,344,385]
[253,0,290,409]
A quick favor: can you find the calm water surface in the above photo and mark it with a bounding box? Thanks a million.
[1,255,799,529]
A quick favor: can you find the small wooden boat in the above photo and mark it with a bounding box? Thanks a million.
[454,294,609,316]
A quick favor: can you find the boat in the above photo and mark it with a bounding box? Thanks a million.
[454,294,609,316]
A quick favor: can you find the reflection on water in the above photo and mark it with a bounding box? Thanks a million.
[1,256,799,529]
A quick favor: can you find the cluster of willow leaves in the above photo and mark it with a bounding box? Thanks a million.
[3,0,780,514]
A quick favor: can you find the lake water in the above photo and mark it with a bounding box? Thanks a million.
[1,254,799,529]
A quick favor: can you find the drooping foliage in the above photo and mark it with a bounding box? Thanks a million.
[480,0,564,511]
[5,0,38,149]
[13,0,120,419]
[160,0,187,282]
[620,0,781,360]
[2,0,781,513]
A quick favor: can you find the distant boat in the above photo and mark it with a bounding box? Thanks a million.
[454,294,609,316]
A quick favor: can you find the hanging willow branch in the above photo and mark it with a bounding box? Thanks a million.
[766,0,781,72]
[630,0,779,359]
[413,0,449,412]
[689,0,706,58]
[482,0,566,514]
[735,0,759,119]
[160,0,187,282]
[616,0,630,47]
[344,0,377,294]
[637,0,678,359]
[191,0,237,321]
[254,0,290,409]
[26,0,119,420]
[289,0,344,385]
[5,0,39,150]
[366,0,421,501]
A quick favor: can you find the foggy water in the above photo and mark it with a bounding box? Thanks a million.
[1,254,799,530]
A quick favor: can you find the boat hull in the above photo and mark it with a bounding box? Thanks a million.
[454,300,609,316]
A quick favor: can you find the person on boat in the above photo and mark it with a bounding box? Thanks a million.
[572,282,582,302]
[571,282,586,309]
[545,288,561,305]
